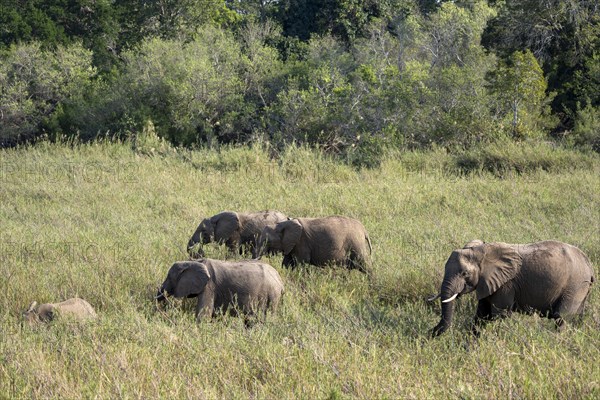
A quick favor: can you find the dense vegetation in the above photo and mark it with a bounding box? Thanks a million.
[1,139,599,397]
[1,1,599,162]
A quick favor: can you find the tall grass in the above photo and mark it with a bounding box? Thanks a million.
[1,140,599,398]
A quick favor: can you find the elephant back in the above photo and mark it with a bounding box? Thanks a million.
[299,216,371,266]
[54,298,97,319]
[205,260,283,311]
[240,211,288,242]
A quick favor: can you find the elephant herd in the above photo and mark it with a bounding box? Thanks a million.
[23,210,595,337]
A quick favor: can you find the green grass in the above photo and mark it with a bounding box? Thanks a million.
[1,140,599,398]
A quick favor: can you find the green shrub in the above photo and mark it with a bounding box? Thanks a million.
[571,103,600,152]
[117,28,249,145]
[0,42,96,146]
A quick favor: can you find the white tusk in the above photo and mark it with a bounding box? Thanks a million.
[441,293,458,303]
[426,293,440,302]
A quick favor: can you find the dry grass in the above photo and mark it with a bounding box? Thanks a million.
[1,140,599,398]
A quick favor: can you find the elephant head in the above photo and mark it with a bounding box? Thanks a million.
[22,301,55,324]
[156,261,212,301]
[23,301,56,325]
[432,242,521,336]
[187,212,241,257]
[255,219,302,258]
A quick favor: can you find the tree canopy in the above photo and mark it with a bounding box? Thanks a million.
[1,0,599,156]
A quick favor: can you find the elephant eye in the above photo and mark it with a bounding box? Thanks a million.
[461,270,469,278]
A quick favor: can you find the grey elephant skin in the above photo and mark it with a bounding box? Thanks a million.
[187,210,288,257]
[432,240,595,336]
[255,216,372,273]
[23,298,97,324]
[156,259,284,324]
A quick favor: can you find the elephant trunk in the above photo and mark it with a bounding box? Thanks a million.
[155,285,167,301]
[431,278,462,337]
[253,237,266,259]
[187,231,205,258]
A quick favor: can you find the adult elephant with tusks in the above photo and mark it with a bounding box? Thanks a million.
[187,210,288,258]
[430,240,594,337]
[156,258,284,326]
[254,216,372,273]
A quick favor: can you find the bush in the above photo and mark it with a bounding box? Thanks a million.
[0,42,96,146]
[571,103,600,152]
[116,28,250,146]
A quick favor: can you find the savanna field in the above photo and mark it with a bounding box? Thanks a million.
[1,140,599,399]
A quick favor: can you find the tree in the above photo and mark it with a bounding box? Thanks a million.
[117,27,249,145]
[268,35,356,149]
[483,0,600,128]
[0,0,120,71]
[115,0,238,44]
[0,42,96,146]
[488,50,556,138]
[416,1,497,145]
[225,0,279,22]
[276,0,414,44]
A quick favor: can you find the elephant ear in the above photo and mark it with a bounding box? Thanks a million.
[173,262,211,298]
[211,211,240,242]
[279,219,303,255]
[463,239,484,249]
[38,304,55,321]
[27,301,38,312]
[476,244,522,300]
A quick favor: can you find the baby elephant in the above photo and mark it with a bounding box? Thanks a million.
[22,298,97,324]
[187,210,288,257]
[156,258,284,325]
[431,240,595,336]
[255,216,372,273]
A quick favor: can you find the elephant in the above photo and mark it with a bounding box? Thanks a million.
[254,216,372,273]
[431,240,595,336]
[22,298,97,325]
[463,239,484,248]
[187,210,288,258]
[155,258,284,325]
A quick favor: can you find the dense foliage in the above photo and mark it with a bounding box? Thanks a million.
[1,0,599,159]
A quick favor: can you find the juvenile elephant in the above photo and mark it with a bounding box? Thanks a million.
[155,258,284,325]
[187,210,288,257]
[431,240,595,336]
[22,298,97,324]
[255,216,372,273]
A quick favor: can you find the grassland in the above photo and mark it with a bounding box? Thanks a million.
[1,139,599,399]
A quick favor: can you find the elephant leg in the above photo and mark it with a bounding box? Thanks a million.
[549,310,566,331]
[282,254,297,269]
[490,303,512,320]
[472,300,492,336]
[560,282,592,318]
[195,290,215,322]
[488,286,515,320]
[243,313,258,329]
[225,239,239,257]
[347,251,369,274]
[574,289,592,325]
[549,297,567,331]
[469,297,512,336]
[242,303,259,328]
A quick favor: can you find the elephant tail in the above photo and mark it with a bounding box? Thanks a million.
[366,233,372,255]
